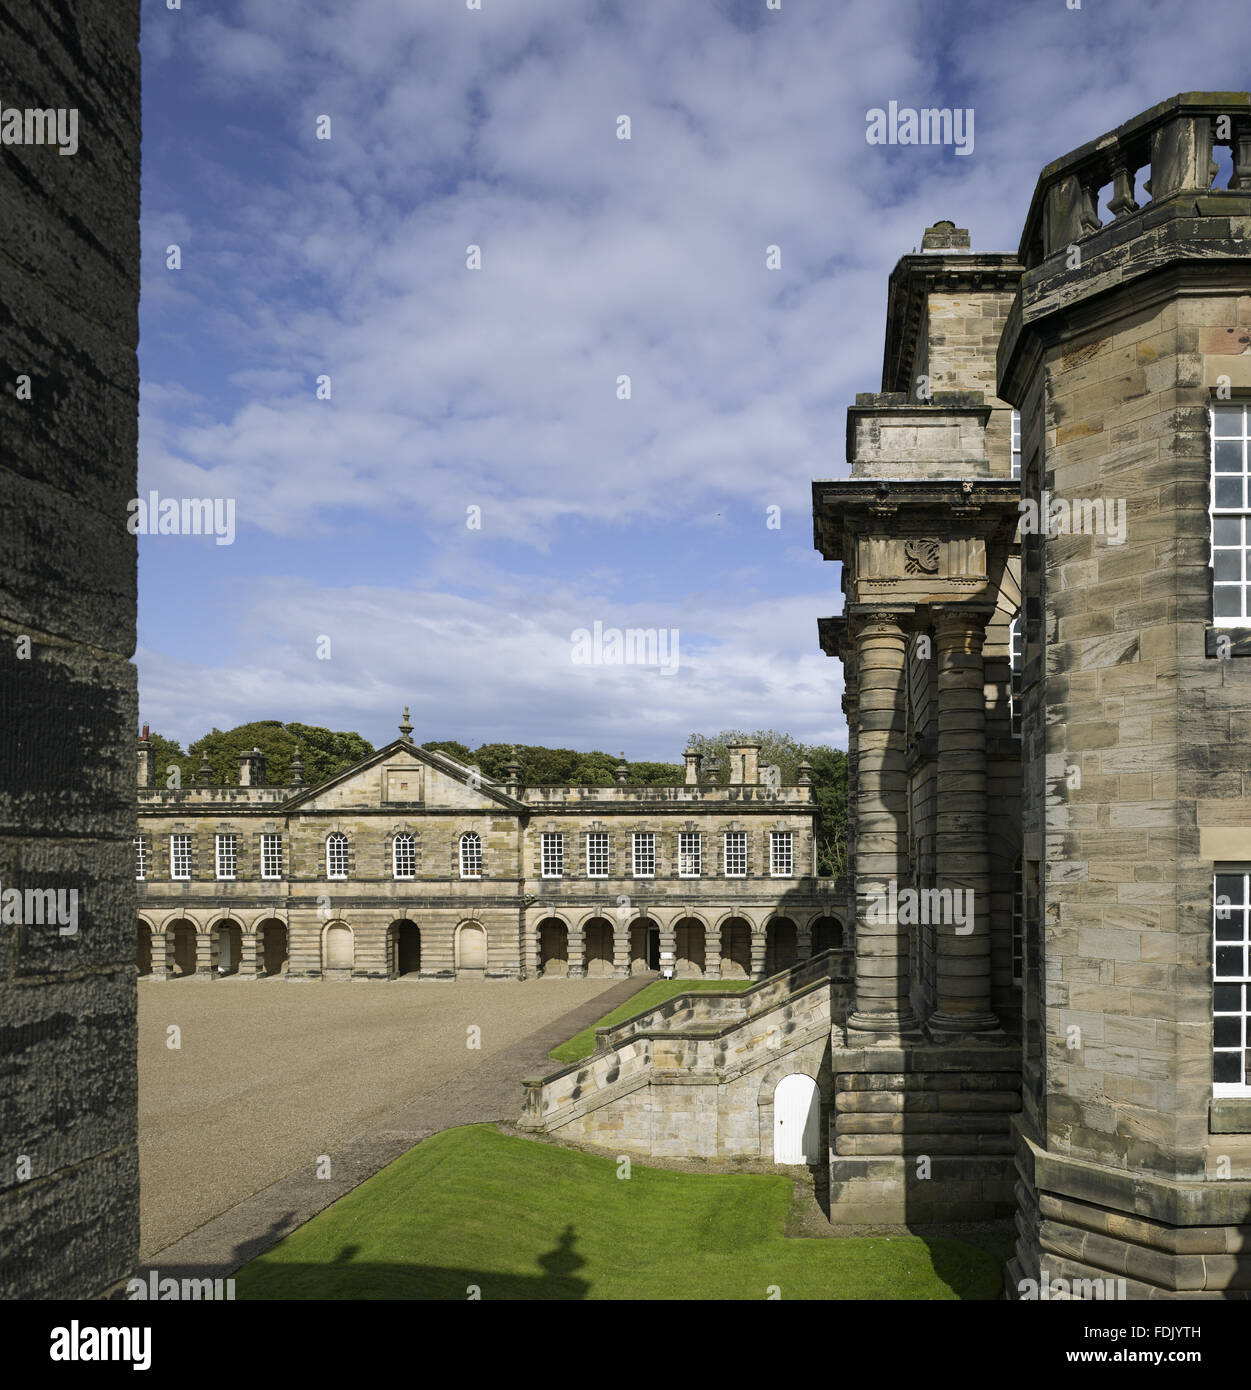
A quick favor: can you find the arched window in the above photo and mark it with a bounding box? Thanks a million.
[460,831,482,879]
[326,832,348,880]
[393,832,415,880]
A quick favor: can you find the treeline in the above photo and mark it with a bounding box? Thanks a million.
[142,722,848,878]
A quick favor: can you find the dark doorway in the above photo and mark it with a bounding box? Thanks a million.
[647,926,660,971]
[396,920,421,976]
[137,922,152,976]
[261,920,287,976]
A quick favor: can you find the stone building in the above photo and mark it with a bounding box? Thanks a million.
[523,93,1251,1298]
[135,718,849,985]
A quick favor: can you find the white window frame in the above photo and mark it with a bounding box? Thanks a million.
[678,831,702,879]
[170,833,192,881]
[1009,612,1024,738]
[134,835,148,882]
[393,832,416,881]
[632,831,655,878]
[1010,408,1021,480]
[1211,403,1251,626]
[586,831,610,878]
[459,831,482,880]
[723,830,747,878]
[260,833,283,881]
[770,831,794,878]
[541,832,564,879]
[215,833,237,881]
[326,832,349,880]
[1213,866,1251,1097]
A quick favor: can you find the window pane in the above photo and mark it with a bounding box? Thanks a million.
[1216,911,1246,941]
[1215,439,1244,472]
[1215,550,1243,582]
[1215,476,1244,508]
[1214,1015,1243,1048]
[1215,982,1241,1012]
[1213,406,1244,437]
[1216,945,1245,978]
[1214,517,1242,546]
[1215,873,1245,905]
[1214,585,1243,618]
[1214,1051,1242,1083]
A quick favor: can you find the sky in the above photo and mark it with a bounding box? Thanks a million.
[136,0,1249,760]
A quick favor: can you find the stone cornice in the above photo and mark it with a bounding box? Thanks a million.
[812,479,1022,562]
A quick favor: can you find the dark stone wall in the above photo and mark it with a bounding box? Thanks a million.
[0,1,140,1298]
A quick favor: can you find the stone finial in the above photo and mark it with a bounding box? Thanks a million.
[921,220,971,252]
[615,752,628,785]
[797,759,812,786]
[683,746,703,786]
[195,750,214,785]
[290,743,305,787]
[505,746,521,794]
[137,727,154,788]
[398,706,413,741]
[704,755,720,783]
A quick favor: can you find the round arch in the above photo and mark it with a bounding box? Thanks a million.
[322,920,354,974]
[455,919,488,973]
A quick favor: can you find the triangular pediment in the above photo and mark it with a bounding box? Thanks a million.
[285,740,523,813]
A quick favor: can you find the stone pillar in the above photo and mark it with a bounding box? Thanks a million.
[568,924,585,979]
[151,931,169,981]
[658,921,676,976]
[750,929,767,980]
[847,609,919,1035]
[238,931,260,979]
[929,606,998,1034]
[612,925,630,976]
[797,924,812,959]
[704,923,722,979]
[195,929,217,980]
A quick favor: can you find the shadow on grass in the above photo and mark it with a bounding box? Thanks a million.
[239,1222,591,1301]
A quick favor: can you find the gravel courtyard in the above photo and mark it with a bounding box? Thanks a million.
[138,975,637,1260]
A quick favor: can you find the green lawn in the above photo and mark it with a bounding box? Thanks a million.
[550,978,756,1063]
[235,1124,1003,1301]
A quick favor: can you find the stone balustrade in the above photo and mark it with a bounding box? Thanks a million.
[1019,92,1251,268]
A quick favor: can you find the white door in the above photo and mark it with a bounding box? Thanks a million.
[773,1074,820,1164]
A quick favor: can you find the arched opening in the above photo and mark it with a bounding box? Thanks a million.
[811,916,844,954]
[136,921,152,976]
[324,923,354,974]
[629,919,659,974]
[393,920,421,977]
[674,918,706,977]
[765,917,798,975]
[215,920,243,977]
[538,918,568,976]
[584,918,613,977]
[169,920,197,978]
[720,918,751,978]
[456,921,487,974]
[773,1073,821,1164]
[259,919,287,977]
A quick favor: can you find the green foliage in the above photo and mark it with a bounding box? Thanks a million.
[552,980,755,1063]
[144,731,187,787]
[184,721,374,787]
[626,760,685,786]
[421,740,473,765]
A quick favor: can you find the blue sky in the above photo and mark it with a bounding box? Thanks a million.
[137,0,1248,759]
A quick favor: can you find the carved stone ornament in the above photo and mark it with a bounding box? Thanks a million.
[904,538,940,574]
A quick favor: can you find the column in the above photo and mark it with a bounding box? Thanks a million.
[704,922,722,979]
[797,923,812,960]
[238,931,259,979]
[612,925,630,976]
[196,927,216,980]
[658,919,676,977]
[928,605,998,1034]
[846,609,919,1035]
[568,924,585,979]
[750,928,767,980]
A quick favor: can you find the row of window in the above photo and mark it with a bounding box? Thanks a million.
[137,829,798,882]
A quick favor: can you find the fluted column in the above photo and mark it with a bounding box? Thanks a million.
[847,609,918,1035]
[929,605,998,1034]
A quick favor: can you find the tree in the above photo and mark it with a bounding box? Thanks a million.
[143,731,187,787]
[184,722,374,786]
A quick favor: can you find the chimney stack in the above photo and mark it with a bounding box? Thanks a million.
[237,747,266,787]
[137,725,153,788]
[683,747,702,785]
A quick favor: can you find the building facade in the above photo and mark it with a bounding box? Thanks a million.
[522,93,1251,1298]
[135,722,849,985]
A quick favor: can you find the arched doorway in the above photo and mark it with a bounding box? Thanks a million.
[811,916,844,955]
[629,920,659,973]
[136,921,152,976]
[674,918,706,977]
[538,918,568,976]
[259,920,287,976]
[584,919,613,977]
[324,923,354,974]
[720,918,751,978]
[765,918,798,975]
[169,920,196,977]
[216,920,242,976]
[456,921,487,975]
[773,1073,820,1164]
[394,920,421,977]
